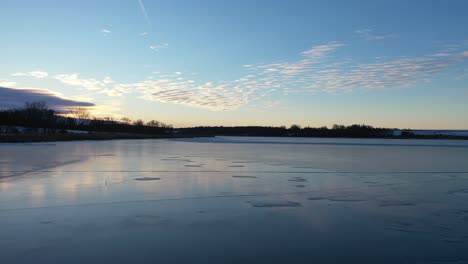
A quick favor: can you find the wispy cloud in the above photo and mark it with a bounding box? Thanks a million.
[261,100,283,110]
[355,29,397,41]
[103,76,114,84]
[101,28,111,35]
[138,0,151,25]
[54,74,108,91]
[149,43,168,51]
[49,43,467,111]
[0,81,16,87]
[139,32,149,36]
[0,86,94,111]
[12,71,48,79]
[245,42,344,75]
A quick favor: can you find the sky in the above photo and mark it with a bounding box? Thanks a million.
[1,0,467,129]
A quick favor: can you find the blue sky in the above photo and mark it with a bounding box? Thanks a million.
[1,0,467,128]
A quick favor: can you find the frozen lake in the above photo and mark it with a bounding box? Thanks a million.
[1,137,468,263]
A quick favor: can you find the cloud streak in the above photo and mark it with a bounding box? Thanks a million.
[54,74,108,91]
[0,86,94,111]
[138,0,151,25]
[101,28,111,35]
[355,29,397,40]
[0,81,16,87]
[149,43,168,51]
[12,71,49,79]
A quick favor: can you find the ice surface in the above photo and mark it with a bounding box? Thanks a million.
[1,137,468,263]
[247,200,302,208]
[379,201,415,207]
[288,177,308,182]
[133,177,161,181]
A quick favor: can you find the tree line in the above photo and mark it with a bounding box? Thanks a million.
[176,124,395,138]
[0,101,173,135]
[4,101,462,139]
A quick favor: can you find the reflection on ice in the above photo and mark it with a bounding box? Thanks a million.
[247,200,302,208]
[288,177,308,182]
[232,175,257,178]
[133,177,161,181]
[379,201,415,207]
[1,137,468,263]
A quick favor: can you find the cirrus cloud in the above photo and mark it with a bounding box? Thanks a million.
[355,29,397,41]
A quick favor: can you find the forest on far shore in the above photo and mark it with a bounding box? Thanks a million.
[1,101,465,140]
[0,101,173,135]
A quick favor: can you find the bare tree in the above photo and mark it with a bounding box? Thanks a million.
[120,117,132,125]
[102,116,115,122]
[69,107,90,125]
[25,101,49,111]
[146,120,161,127]
[23,101,55,127]
[133,119,144,126]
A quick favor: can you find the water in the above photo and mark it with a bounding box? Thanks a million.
[1,137,468,263]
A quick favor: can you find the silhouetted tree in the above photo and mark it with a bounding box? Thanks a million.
[133,119,144,126]
[23,101,56,129]
[147,120,162,127]
[120,117,132,125]
[69,107,90,125]
[0,102,173,135]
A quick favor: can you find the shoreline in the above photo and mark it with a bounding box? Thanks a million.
[0,133,206,143]
[0,133,467,143]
